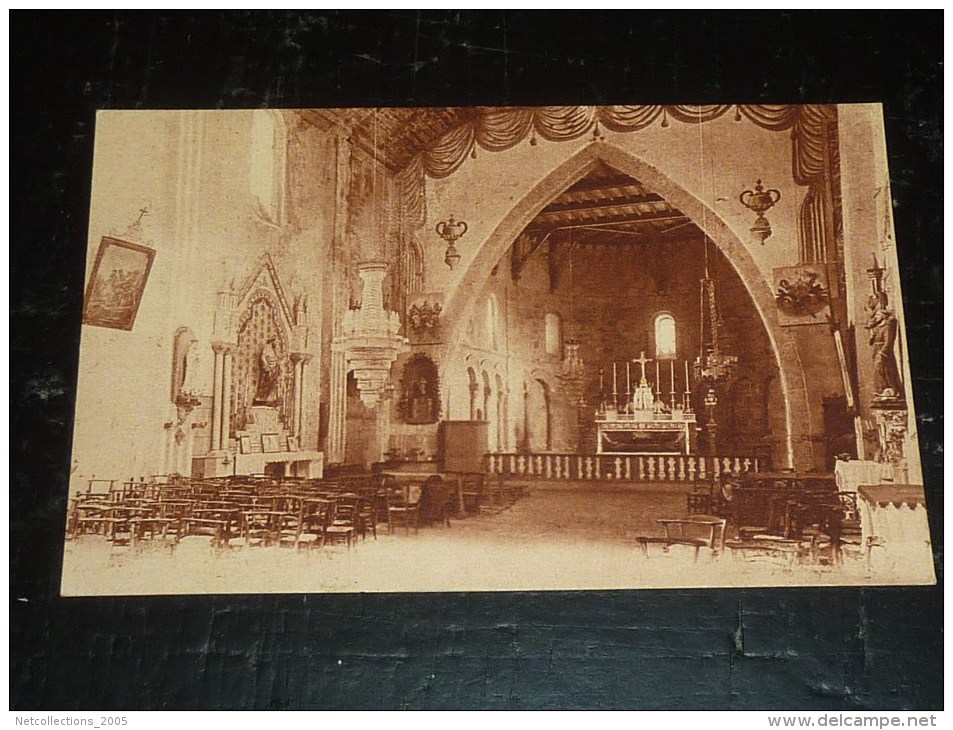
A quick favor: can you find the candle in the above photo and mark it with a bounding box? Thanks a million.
[670,360,675,401]
[626,362,631,394]
[684,360,690,393]
[599,368,604,391]
[655,360,660,392]
[613,363,617,394]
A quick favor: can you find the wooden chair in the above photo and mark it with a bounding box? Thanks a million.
[387,484,421,534]
[296,499,333,550]
[277,513,304,548]
[336,493,376,540]
[235,510,271,548]
[325,499,356,547]
[460,474,485,515]
[418,476,454,527]
[823,491,863,564]
[480,474,506,513]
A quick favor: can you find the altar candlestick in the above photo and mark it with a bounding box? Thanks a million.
[670,360,676,406]
[684,360,692,412]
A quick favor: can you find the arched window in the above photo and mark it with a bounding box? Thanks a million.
[654,313,676,359]
[544,312,562,357]
[250,109,286,226]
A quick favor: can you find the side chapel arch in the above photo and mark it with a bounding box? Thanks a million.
[440,142,808,468]
[398,353,440,424]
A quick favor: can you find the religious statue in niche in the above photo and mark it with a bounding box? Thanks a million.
[170,327,202,424]
[232,293,292,433]
[865,293,903,403]
[398,354,440,424]
[253,337,282,406]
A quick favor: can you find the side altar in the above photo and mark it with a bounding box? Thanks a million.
[595,352,697,455]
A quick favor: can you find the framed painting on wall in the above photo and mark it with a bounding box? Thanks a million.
[82,236,155,331]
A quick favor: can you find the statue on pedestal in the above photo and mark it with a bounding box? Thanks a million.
[253,337,282,407]
[865,294,902,403]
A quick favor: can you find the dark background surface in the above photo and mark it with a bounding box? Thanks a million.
[10,11,943,710]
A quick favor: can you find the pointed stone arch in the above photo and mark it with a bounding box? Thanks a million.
[441,141,809,468]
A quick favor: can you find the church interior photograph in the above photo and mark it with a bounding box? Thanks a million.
[61,104,935,595]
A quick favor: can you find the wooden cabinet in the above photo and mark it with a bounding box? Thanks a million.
[439,420,488,473]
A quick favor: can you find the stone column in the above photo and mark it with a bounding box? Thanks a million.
[838,103,920,477]
[375,383,394,463]
[327,348,347,464]
[210,342,225,451]
[289,354,303,436]
[220,345,234,451]
[289,353,312,437]
[502,388,510,452]
[162,417,175,475]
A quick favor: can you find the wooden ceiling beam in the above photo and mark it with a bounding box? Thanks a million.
[540,191,666,216]
[527,210,691,234]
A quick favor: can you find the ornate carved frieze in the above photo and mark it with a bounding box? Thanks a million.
[872,405,908,465]
[407,293,444,344]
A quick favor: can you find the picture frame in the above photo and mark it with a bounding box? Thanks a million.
[82,236,155,331]
[286,435,298,452]
[238,435,252,455]
[261,433,281,453]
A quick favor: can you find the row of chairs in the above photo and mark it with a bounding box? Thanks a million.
[682,473,865,564]
[67,473,463,550]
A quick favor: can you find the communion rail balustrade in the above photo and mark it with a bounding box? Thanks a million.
[484,453,760,482]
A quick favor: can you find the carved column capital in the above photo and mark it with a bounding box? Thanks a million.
[212,341,237,356]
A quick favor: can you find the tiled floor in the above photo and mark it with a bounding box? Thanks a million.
[60,482,934,596]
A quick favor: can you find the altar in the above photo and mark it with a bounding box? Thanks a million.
[192,405,324,479]
[596,413,695,454]
[595,352,697,455]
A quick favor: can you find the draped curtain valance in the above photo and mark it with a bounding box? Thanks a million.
[395,104,837,228]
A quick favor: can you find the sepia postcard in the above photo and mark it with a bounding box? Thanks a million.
[61,104,935,596]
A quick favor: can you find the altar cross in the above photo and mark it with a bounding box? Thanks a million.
[632,351,652,384]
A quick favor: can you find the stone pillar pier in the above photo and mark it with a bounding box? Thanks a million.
[220,345,233,450]
[327,349,347,464]
[289,353,312,437]
[210,342,225,451]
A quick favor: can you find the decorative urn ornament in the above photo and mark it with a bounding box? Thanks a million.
[739,179,781,244]
[435,214,468,269]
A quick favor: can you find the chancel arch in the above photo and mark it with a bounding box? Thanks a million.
[439,142,808,468]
